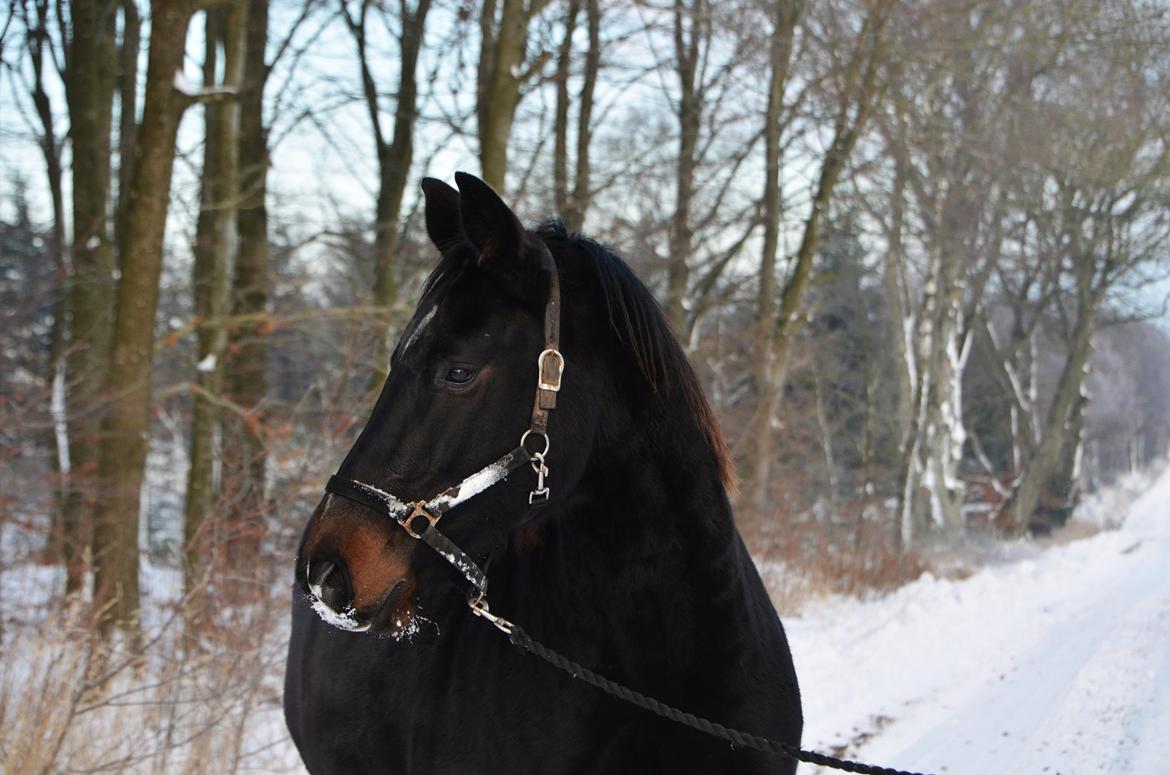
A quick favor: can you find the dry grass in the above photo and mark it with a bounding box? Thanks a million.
[752,511,934,616]
[0,585,302,775]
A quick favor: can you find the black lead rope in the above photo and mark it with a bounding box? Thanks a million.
[477,617,933,775]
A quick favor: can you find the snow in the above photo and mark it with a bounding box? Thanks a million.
[52,362,70,474]
[7,440,1168,774]
[348,480,409,518]
[428,458,512,512]
[789,462,1170,774]
[402,303,437,354]
[307,590,370,633]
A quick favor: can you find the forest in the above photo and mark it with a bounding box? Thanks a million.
[1,0,1169,771]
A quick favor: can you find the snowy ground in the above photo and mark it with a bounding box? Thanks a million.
[5,466,1166,774]
[789,463,1170,775]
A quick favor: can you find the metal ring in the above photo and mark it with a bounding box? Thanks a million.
[520,429,550,458]
[402,504,438,540]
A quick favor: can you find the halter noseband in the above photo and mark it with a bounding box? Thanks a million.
[323,243,563,610]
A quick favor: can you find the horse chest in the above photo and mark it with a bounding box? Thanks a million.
[286,599,606,774]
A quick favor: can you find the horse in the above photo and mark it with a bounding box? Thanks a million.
[284,172,803,774]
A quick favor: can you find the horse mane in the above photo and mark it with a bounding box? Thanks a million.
[534,220,735,493]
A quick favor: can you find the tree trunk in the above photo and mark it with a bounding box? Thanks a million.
[1005,293,1097,536]
[746,1,888,519]
[552,0,599,233]
[93,0,197,634]
[23,0,71,560]
[345,0,433,385]
[664,0,702,336]
[477,0,549,191]
[1044,392,1087,529]
[374,0,431,383]
[552,0,581,220]
[881,155,913,459]
[740,0,798,534]
[185,8,222,585]
[185,2,248,588]
[63,0,119,595]
[115,0,140,255]
[895,240,969,546]
[223,0,272,566]
[568,0,600,233]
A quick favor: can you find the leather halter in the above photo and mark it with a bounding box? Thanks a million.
[323,243,563,606]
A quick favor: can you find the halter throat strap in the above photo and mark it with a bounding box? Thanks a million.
[323,242,563,600]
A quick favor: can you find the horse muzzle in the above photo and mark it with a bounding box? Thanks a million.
[296,495,418,636]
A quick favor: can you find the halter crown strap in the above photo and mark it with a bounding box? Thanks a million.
[531,245,562,432]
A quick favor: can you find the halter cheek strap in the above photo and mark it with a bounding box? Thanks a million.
[323,243,563,603]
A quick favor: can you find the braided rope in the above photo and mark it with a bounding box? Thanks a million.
[507,625,933,775]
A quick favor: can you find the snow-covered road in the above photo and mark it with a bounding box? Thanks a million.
[789,465,1170,775]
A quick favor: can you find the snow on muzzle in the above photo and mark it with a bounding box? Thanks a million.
[296,493,417,635]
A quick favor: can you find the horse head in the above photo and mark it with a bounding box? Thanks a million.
[294,173,598,638]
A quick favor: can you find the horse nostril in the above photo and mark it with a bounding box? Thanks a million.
[308,559,354,613]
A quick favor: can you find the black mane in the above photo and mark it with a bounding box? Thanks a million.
[534,219,734,490]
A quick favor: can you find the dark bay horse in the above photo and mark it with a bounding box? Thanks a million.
[284,173,802,774]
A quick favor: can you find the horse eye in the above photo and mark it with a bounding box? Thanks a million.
[444,367,477,385]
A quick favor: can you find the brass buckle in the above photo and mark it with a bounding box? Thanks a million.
[402,503,438,539]
[537,348,565,392]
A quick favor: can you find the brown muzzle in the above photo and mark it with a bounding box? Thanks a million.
[297,494,416,633]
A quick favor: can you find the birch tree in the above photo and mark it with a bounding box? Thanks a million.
[871,0,1069,547]
[1001,17,1170,531]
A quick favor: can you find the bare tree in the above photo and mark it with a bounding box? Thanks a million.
[745,0,892,519]
[1001,15,1170,531]
[114,0,140,252]
[341,0,434,385]
[13,0,70,557]
[222,0,278,565]
[552,0,600,232]
[477,0,554,190]
[62,0,119,594]
[93,0,212,634]
[185,0,250,589]
[662,0,705,334]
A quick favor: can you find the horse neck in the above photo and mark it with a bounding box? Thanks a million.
[493,396,755,667]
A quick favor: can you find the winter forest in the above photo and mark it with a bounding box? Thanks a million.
[2,0,1170,772]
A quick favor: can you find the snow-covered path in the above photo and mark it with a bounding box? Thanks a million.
[789,465,1170,775]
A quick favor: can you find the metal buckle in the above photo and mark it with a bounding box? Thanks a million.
[401,503,438,539]
[537,348,565,392]
[468,596,514,636]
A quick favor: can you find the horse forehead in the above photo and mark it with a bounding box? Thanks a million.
[401,302,439,355]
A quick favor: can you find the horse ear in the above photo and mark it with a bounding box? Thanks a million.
[421,177,463,253]
[454,172,524,267]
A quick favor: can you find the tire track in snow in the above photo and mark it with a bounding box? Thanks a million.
[792,465,1170,775]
